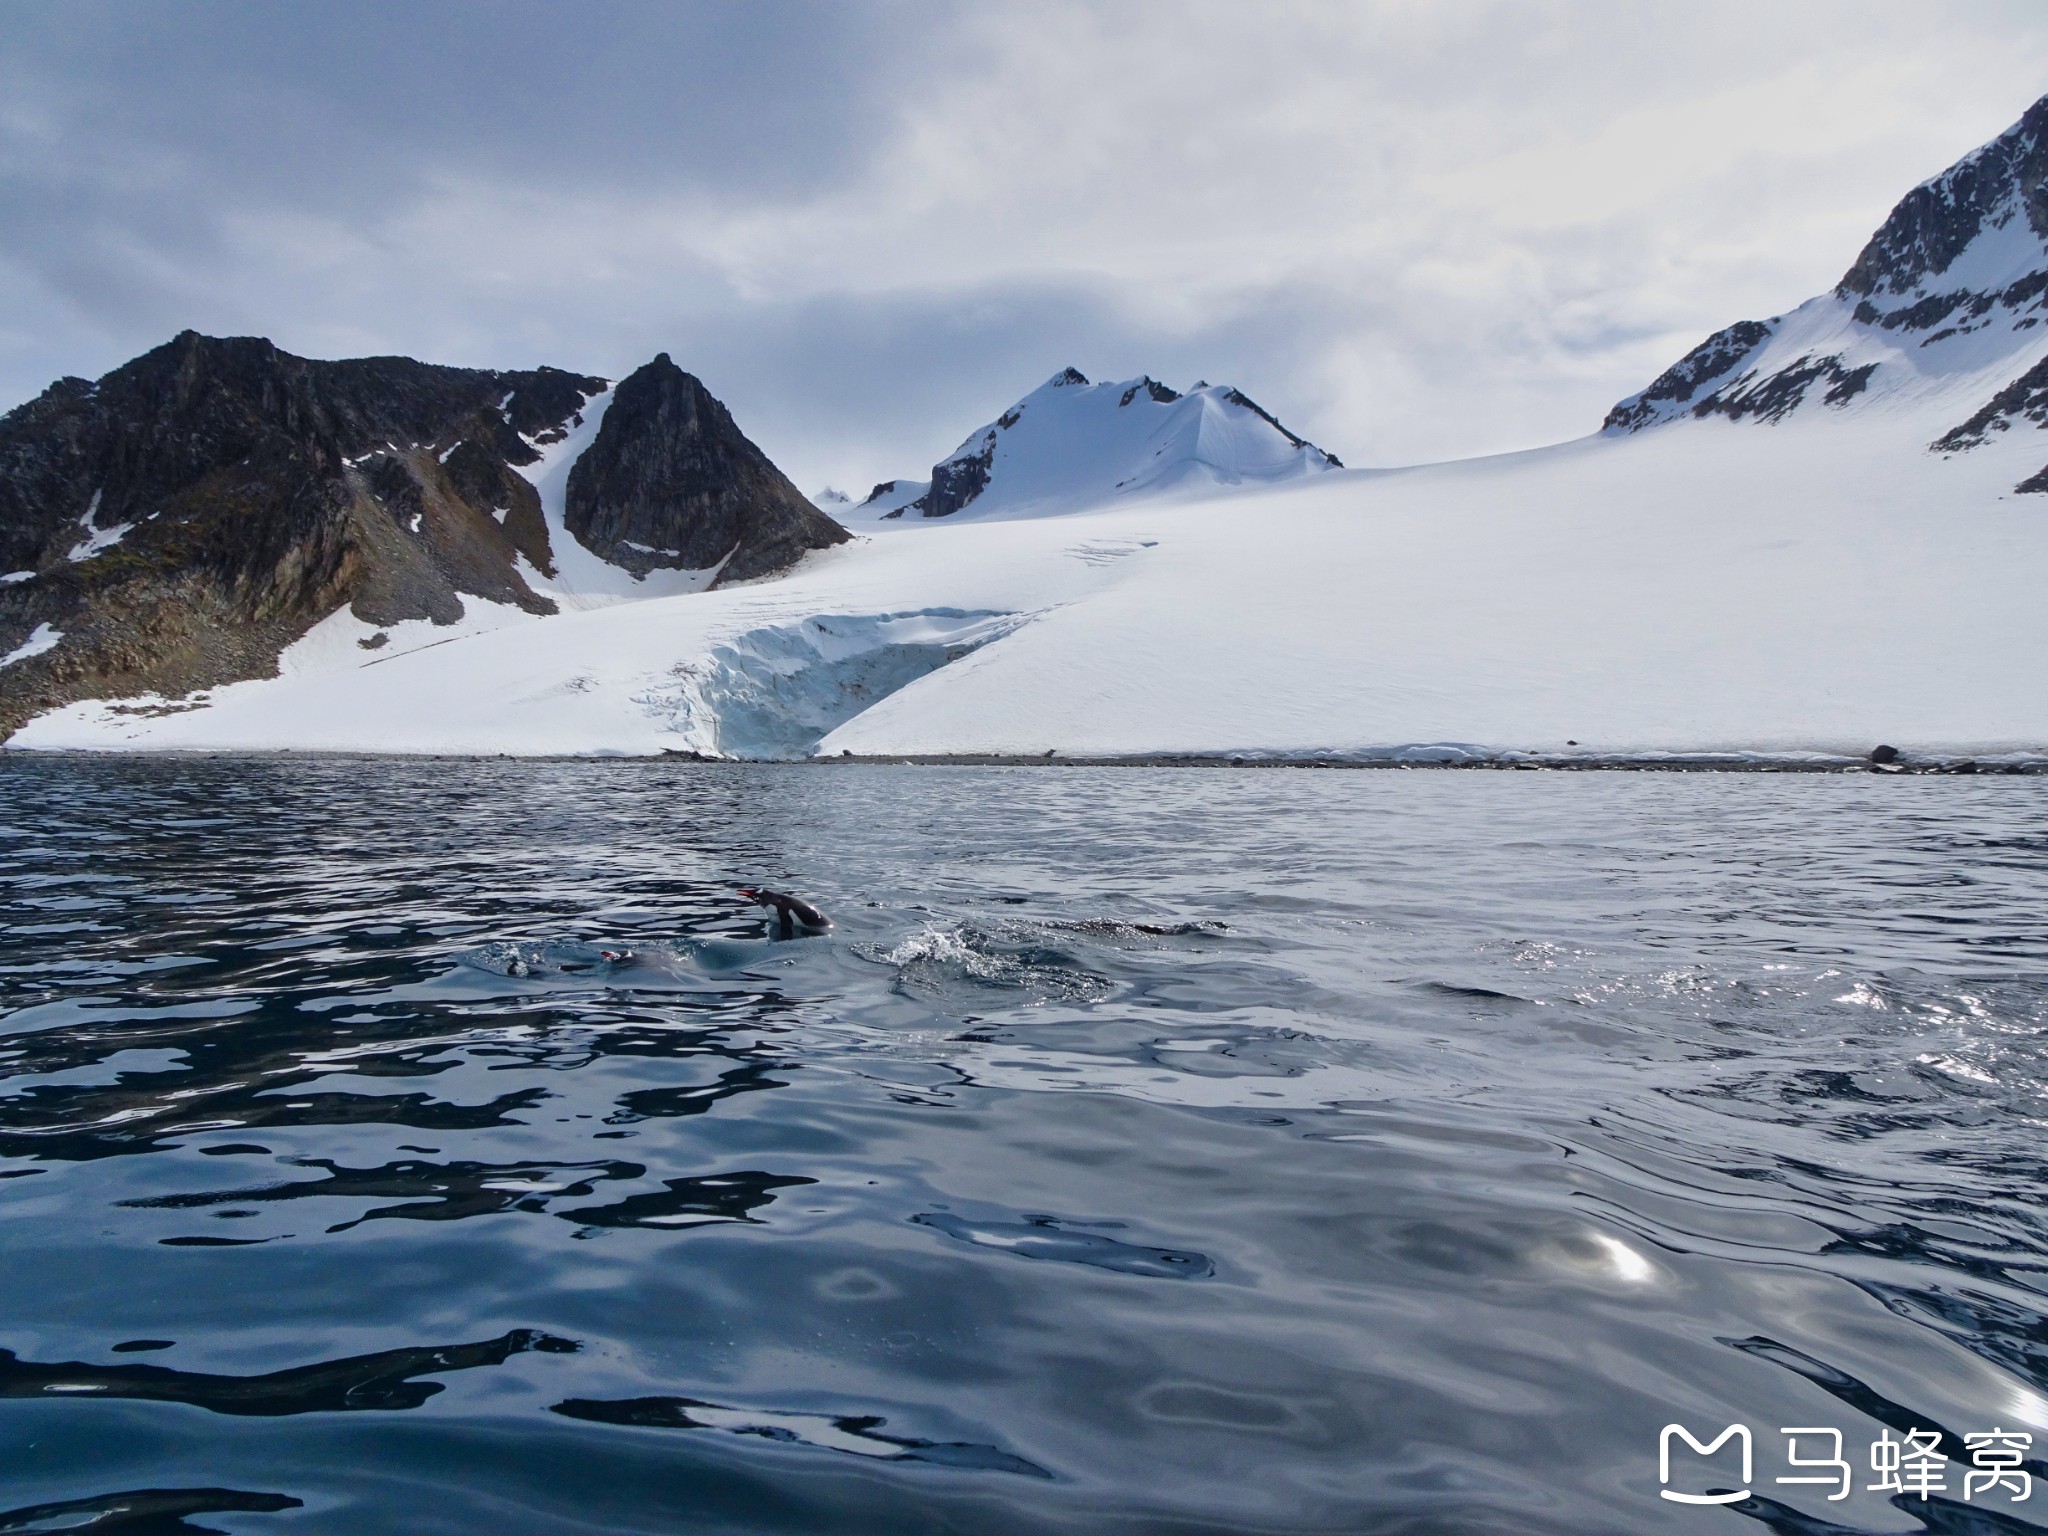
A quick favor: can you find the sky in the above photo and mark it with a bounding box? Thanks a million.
[4,2,2048,496]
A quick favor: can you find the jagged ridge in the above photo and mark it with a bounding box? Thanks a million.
[0,332,845,739]
[1604,91,2048,492]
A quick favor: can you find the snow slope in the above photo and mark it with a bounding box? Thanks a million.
[838,368,1340,525]
[1607,91,2048,488]
[15,399,2046,760]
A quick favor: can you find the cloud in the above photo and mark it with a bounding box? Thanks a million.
[4,0,2048,491]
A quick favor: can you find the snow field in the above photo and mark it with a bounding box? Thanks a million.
[14,399,2048,760]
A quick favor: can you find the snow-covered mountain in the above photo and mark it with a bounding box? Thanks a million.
[14,102,2048,763]
[0,334,845,739]
[1608,92,2048,492]
[842,368,1341,524]
[24,405,2047,762]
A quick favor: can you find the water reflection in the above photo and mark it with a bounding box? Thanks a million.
[550,1394,1053,1477]
[0,1329,575,1414]
[1728,1488,2048,1535]
[1,757,2045,1532]
[0,1487,303,1534]
[1729,1336,2048,1481]
[910,1211,1214,1278]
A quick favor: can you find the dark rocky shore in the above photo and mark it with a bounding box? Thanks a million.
[11,748,2032,773]
[806,752,2048,774]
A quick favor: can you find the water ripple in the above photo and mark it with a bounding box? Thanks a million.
[0,757,2044,1532]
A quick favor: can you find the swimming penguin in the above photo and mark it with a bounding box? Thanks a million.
[737,887,832,940]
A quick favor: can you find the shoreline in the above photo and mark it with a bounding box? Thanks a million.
[809,751,2048,773]
[5,747,2044,773]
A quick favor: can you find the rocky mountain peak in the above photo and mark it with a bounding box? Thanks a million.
[1119,377,1182,407]
[564,355,846,582]
[1604,91,2048,469]
[1837,94,2048,302]
[0,334,845,740]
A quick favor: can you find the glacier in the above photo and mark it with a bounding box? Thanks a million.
[13,396,2048,761]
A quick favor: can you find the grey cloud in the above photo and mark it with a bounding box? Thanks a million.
[0,0,931,388]
[5,0,2048,491]
[1,1,916,204]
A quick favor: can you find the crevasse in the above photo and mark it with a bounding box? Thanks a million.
[634,609,1028,759]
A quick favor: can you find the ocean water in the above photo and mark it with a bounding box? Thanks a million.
[0,758,2044,1535]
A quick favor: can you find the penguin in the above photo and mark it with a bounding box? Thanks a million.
[737,887,832,940]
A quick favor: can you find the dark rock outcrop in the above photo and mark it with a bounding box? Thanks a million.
[1837,95,2048,302]
[1604,92,2048,445]
[563,355,847,581]
[0,333,839,740]
[1934,353,2048,452]
[0,331,603,738]
[913,431,998,520]
[1120,377,1181,407]
[1691,355,1878,425]
[1603,321,1774,433]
